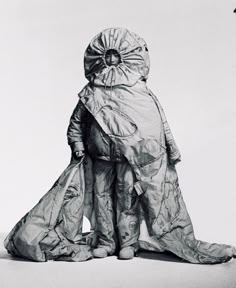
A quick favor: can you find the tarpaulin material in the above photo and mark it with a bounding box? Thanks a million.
[4,28,236,263]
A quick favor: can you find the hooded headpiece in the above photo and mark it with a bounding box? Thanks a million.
[84,27,150,87]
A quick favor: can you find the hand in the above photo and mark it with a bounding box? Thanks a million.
[169,157,181,166]
[73,151,85,160]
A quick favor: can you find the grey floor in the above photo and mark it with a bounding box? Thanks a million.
[0,233,235,288]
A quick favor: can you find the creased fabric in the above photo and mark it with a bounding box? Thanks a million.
[4,158,93,262]
[4,27,236,263]
[84,27,149,87]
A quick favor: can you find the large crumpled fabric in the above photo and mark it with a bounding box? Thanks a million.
[4,27,236,263]
[4,158,93,262]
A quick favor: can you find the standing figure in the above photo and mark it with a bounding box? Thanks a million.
[4,27,236,264]
[67,27,236,262]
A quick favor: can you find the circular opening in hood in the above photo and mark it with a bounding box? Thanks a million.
[105,49,121,66]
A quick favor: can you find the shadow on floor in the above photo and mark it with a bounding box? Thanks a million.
[0,249,187,264]
[137,250,188,264]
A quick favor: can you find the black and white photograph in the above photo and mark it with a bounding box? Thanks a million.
[0,1,236,287]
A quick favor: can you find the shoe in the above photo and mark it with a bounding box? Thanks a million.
[93,247,108,258]
[119,246,135,260]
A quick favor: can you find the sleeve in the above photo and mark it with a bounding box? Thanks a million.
[67,100,88,153]
[148,90,181,165]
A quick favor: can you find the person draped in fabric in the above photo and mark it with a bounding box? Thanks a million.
[4,27,236,263]
[67,27,236,262]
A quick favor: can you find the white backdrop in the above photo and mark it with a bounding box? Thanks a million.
[0,0,235,246]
